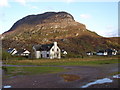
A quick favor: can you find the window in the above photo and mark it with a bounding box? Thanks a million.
[57,48,59,51]
[57,53,59,57]
[41,54,42,58]
[52,49,54,51]
[47,54,49,57]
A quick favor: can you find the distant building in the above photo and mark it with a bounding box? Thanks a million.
[62,50,67,55]
[61,50,67,58]
[106,49,117,55]
[16,49,30,57]
[86,51,93,56]
[96,50,107,56]
[7,48,17,55]
[96,49,117,56]
[33,42,61,59]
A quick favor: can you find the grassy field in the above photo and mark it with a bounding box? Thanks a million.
[2,56,119,78]
[3,56,119,66]
[3,66,65,77]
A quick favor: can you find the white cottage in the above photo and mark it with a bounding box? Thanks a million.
[96,49,118,56]
[111,49,117,55]
[16,49,30,57]
[96,50,107,56]
[33,42,61,59]
[86,52,93,56]
[7,48,17,55]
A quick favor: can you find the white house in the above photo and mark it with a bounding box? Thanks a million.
[96,50,107,56]
[111,49,117,55]
[96,49,117,56]
[86,52,93,56]
[33,42,61,59]
[16,49,30,57]
[7,48,17,55]
[61,50,67,58]
[62,50,67,55]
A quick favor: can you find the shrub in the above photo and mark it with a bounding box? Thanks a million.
[2,49,28,60]
[65,52,84,58]
[2,49,12,60]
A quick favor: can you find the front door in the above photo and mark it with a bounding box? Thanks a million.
[41,54,42,58]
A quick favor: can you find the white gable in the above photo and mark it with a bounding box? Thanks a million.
[23,50,30,54]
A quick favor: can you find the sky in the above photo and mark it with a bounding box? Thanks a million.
[0,0,119,37]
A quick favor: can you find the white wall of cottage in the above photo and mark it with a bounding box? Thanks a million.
[41,51,47,58]
[112,51,117,55]
[35,51,41,59]
[11,48,17,55]
[97,52,107,56]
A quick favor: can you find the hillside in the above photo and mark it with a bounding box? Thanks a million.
[1,11,120,55]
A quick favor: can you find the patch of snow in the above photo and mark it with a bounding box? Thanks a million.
[81,78,113,88]
[113,74,120,79]
[3,85,11,88]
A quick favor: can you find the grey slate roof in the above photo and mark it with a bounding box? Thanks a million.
[97,49,116,53]
[16,49,30,55]
[7,48,14,53]
[15,49,26,54]
[33,44,54,51]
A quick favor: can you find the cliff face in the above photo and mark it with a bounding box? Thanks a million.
[2,11,120,54]
[3,11,86,35]
[5,12,75,32]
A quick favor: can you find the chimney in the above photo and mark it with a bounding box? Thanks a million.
[54,42,57,46]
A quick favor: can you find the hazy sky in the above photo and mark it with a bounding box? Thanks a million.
[0,0,119,37]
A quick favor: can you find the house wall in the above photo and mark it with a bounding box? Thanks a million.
[96,53,103,56]
[22,50,30,56]
[112,51,117,55]
[87,53,91,56]
[97,52,107,56]
[63,51,67,55]
[11,50,17,55]
[41,51,50,58]
[112,52,115,55]
[35,51,41,59]
[21,53,30,56]
[10,48,17,55]
[104,52,107,55]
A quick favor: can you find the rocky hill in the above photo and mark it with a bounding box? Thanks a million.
[2,11,120,55]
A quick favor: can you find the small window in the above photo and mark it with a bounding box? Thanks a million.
[57,48,59,51]
[41,54,42,58]
[52,49,54,51]
[47,54,49,57]
[57,53,59,57]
